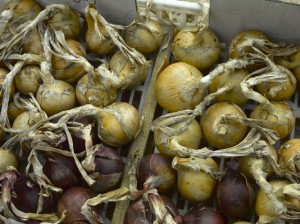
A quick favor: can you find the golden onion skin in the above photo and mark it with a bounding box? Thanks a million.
[200,102,248,149]
[124,19,163,55]
[155,62,205,112]
[6,0,42,20]
[290,47,300,84]
[278,138,300,173]
[0,68,16,106]
[36,80,76,116]
[15,65,42,94]
[0,149,18,172]
[7,101,27,121]
[172,28,221,70]
[12,111,43,131]
[209,69,249,105]
[250,101,295,140]
[52,39,86,84]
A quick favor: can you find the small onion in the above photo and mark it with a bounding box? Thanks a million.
[52,39,86,83]
[96,102,141,147]
[47,7,82,40]
[290,46,300,83]
[0,148,18,172]
[124,19,163,55]
[12,110,43,131]
[208,69,249,105]
[217,163,255,219]
[155,62,205,112]
[36,79,76,116]
[0,67,16,106]
[109,51,149,88]
[76,73,117,108]
[14,65,42,94]
[137,153,177,193]
[5,0,42,21]
[22,27,43,55]
[154,116,202,157]
[256,65,297,101]
[172,27,221,70]
[57,186,102,223]
[250,101,295,140]
[7,100,27,121]
[181,206,225,224]
[200,102,248,149]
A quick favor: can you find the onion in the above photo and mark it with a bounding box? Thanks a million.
[8,100,27,121]
[0,67,16,106]
[181,206,225,224]
[47,7,82,40]
[109,51,149,88]
[36,79,77,116]
[4,0,42,19]
[217,160,255,219]
[173,156,219,203]
[0,148,18,172]
[22,27,43,55]
[57,186,102,223]
[137,153,177,193]
[200,102,248,149]
[12,110,43,131]
[290,46,300,83]
[76,72,118,107]
[0,127,6,141]
[52,39,86,83]
[124,18,163,55]
[256,65,297,101]
[249,101,295,140]
[95,102,141,147]
[155,62,205,112]
[14,65,42,94]
[208,69,249,105]
[154,115,202,157]
[172,27,221,70]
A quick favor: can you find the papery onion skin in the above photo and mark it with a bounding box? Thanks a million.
[181,206,225,224]
[57,187,101,224]
[154,117,202,157]
[52,39,86,84]
[255,179,300,217]
[15,65,42,94]
[0,148,18,172]
[278,138,300,173]
[172,28,221,70]
[36,79,76,116]
[124,19,163,55]
[137,153,177,193]
[0,67,16,106]
[76,73,117,108]
[96,102,141,147]
[208,69,249,105]
[8,100,27,121]
[47,7,82,40]
[200,102,248,149]
[250,101,295,140]
[109,51,149,88]
[176,158,218,203]
[155,62,205,112]
[256,65,297,101]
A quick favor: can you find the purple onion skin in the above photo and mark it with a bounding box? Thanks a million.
[57,187,102,224]
[216,165,255,219]
[43,153,81,190]
[181,207,225,224]
[11,175,56,213]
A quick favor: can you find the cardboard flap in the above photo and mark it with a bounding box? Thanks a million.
[0,0,137,25]
[209,0,300,44]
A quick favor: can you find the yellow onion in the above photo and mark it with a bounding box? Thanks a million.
[250,101,295,140]
[47,7,82,40]
[200,102,248,149]
[124,19,163,55]
[52,39,86,84]
[154,116,202,157]
[172,27,221,70]
[7,100,27,121]
[109,51,149,88]
[155,62,205,112]
[22,27,43,55]
[95,102,141,147]
[173,156,219,203]
[290,47,300,83]
[256,65,297,101]
[0,148,18,172]
[36,79,76,116]
[85,12,116,55]
[5,0,42,21]
[76,73,117,107]
[0,67,16,106]
[0,127,6,141]
[208,69,249,105]
[255,179,300,217]
[12,110,43,131]
[14,65,42,94]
